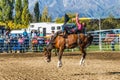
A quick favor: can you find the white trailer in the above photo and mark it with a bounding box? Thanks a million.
[28,22,63,36]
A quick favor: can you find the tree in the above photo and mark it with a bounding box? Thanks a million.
[0,1,3,21]
[0,0,14,21]
[41,6,50,22]
[14,0,22,24]
[55,13,76,23]
[22,0,30,26]
[34,2,40,22]
[7,0,15,20]
[102,15,117,29]
[0,0,6,21]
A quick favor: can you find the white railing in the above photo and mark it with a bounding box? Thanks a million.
[91,35,120,51]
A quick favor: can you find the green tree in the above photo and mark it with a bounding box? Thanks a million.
[22,0,30,26]
[55,13,75,23]
[47,16,52,22]
[34,2,40,22]
[14,0,22,24]
[0,0,6,21]
[41,6,50,22]
[7,0,15,20]
[0,1,3,21]
[102,15,117,29]
[0,0,14,21]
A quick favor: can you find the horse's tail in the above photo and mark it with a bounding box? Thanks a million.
[88,35,93,45]
[85,34,93,48]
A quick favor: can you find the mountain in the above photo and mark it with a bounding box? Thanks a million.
[29,0,120,19]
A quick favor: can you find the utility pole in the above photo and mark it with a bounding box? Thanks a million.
[99,18,102,51]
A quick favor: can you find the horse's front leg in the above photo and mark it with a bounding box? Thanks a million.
[54,49,58,56]
[80,48,86,65]
[57,49,63,68]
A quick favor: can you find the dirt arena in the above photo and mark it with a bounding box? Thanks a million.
[0,51,120,80]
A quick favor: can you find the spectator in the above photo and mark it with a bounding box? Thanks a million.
[32,37,38,52]
[18,37,24,53]
[0,36,4,53]
[4,37,10,53]
[111,40,115,51]
[37,31,40,37]
[23,29,28,38]
[5,28,11,38]
[40,32,43,37]
[31,30,37,38]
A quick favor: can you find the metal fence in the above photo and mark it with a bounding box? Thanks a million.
[0,35,120,53]
[87,35,120,51]
[0,37,46,53]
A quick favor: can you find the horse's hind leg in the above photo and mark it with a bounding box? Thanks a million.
[80,48,86,65]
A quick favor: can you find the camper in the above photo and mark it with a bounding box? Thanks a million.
[28,22,63,36]
[10,29,30,37]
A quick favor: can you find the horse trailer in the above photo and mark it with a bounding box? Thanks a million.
[28,22,63,36]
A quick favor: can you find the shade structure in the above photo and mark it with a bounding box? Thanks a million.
[79,17,92,20]
[72,17,92,21]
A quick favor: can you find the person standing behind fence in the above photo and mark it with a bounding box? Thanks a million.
[37,31,40,37]
[111,40,115,51]
[40,32,43,37]
[4,37,10,53]
[31,30,37,38]
[18,37,24,53]
[5,28,11,38]
[23,29,28,38]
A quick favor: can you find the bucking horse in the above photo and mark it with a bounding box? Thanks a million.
[44,31,93,67]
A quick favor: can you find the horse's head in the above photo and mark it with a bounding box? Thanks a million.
[43,47,51,62]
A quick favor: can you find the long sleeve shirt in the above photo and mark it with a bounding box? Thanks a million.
[76,16,83,30]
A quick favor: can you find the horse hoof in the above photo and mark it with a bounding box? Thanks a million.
[47,60,51,63]
[57,64,62,68]
[57,65,62,68]
[45,59,51,63]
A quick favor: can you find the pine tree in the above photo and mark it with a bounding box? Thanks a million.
[8,0,15,20]
[22,0,30,26]
[41,6,52,22]
[0,0,6,21]
[34,2,40,22]
[41,6,49,22]
[14,0,22,24]
[0,0,14,22]
[0,1,3,21]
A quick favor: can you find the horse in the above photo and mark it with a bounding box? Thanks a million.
[44,32,93,67]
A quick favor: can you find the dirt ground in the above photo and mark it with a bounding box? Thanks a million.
[0,51,120,80]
